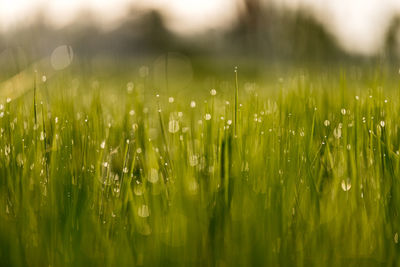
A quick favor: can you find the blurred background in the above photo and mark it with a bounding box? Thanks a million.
[1,0,400,82]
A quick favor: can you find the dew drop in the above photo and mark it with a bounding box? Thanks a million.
[341,179,351,191]
[126,82,134,93]
[134,185,143,196]
[189,155,198,166]
[333,127,342,139]
[168,120,179,133]
[40,131,45,141]
[138,205,150,218]
[187,178,198,194]
[100,141,106,149]
[148,168,159,183]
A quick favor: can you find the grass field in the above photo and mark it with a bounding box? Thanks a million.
[1,65,400,266]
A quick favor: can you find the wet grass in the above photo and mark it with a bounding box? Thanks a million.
[1,67,400,266]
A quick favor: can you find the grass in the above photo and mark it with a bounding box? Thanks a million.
[1,65,400,266]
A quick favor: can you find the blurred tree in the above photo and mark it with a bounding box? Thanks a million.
[0,2,360,77]
[237,0,262,53]
[229,1,347,63]
[384,15,400,62]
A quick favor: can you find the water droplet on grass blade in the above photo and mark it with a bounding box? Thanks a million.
[138,205,150,218]
[333,127,342,139]
[189,155,198,166]
[134,185,143,196]
[100,141,105,149]
[168,120,179,133]
[187,178,198,194]
[341,179,351,191]
[148,168,159,183]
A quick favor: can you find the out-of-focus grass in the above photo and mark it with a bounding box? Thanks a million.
[1,66,400,266]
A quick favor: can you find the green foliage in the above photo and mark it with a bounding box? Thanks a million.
[1,67,400,266]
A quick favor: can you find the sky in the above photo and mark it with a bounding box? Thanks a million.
[0,0,399,55]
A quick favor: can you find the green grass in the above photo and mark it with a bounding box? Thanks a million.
[1,66,400,266]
